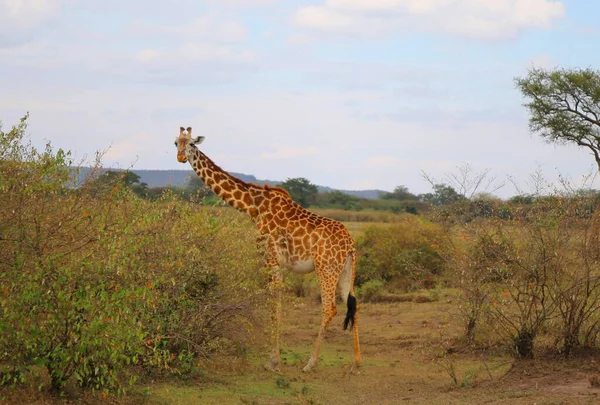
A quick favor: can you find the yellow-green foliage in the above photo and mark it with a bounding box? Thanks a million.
[311,208,405,223]
[0,116,267,394]
[357,280,385,302]
[445,199,600,358]
[356,214,445,290]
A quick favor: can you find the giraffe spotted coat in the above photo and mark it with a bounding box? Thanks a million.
[175,127,361,373]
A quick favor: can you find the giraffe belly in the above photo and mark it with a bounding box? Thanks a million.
[289,259,315,274]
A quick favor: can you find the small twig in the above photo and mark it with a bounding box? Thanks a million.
[480,355,494,380]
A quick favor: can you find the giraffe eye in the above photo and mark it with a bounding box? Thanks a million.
[174,141,178,146]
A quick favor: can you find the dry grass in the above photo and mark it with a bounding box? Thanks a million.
[311,208,407,224]
[8,293,600,404]
[340,221,375,239]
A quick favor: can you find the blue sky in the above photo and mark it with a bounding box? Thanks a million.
[1,0,599,197]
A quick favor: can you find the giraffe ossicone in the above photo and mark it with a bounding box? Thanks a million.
[174,126,362,374]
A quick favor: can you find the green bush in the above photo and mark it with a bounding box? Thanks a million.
[0,115,267,395]
[356,215,445,289]
[126,201,267,367]
[357,280,384,302]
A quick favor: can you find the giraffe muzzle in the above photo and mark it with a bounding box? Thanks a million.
[177,155,187,163]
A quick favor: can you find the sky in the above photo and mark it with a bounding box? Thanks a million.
[1,0,600,198]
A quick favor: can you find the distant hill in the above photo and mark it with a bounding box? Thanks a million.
[314,186,384,200]
[72,167,384,200]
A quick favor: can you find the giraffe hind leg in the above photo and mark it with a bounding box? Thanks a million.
[349,299,361,375]
[338,252,361,374]
[302,289,336,372]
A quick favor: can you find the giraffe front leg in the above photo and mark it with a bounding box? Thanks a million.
[264,268,283,372]
[303,289,336,373]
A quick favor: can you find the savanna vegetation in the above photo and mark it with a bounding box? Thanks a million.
[3,66,600,404]
[0,115,268,398]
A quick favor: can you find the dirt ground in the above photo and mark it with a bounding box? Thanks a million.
[150,293,600,405]
[5,292,600,405]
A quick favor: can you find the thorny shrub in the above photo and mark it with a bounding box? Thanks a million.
[440,194,600,358]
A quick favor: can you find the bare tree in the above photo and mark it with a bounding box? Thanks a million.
[422,162,505,199]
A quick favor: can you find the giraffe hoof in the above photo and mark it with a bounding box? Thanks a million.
[302,357,316,372]
[349,364,361,375]
[263,360,280,373]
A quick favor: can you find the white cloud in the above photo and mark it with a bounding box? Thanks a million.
[107,13,256,85]
[136,49,160,62]
[1,0,63,26]
[293,0,566,40]
[125,15,248,43]
[112,43,257,86]
[294,6,383,37]
[287,32,316,46]
[259,147,320,160]
[178,43,255,64]
[0,34,256,86]
[0,0,69,47]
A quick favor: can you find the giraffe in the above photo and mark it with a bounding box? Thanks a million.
[174,126,361,374]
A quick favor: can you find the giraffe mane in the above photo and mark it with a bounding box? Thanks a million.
[263,184,292,199]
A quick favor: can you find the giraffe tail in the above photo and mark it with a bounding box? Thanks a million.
[343,293,357,330]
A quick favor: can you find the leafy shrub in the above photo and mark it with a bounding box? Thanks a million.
[357,280,384,302]
[356,215,445,289]
[0,115,267,395]
[126,201,267,365]
[311,208,396,223]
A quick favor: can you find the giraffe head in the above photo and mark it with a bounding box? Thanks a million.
[175,126,205,163]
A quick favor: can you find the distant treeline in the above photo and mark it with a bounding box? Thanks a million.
[94,169,600,219]
[70,167,384,199]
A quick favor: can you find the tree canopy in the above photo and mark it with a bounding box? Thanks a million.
[515,67,600,170]
[419,184,465,205]
[97,170,148,197]
[317,190,361,210]
[99,170,143,187]
[380,185,418,201]
[279,177,318,208]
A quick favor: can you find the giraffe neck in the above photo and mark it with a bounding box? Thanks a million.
[186,146,260,217]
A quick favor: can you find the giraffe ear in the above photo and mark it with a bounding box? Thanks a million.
[192,136,205,145]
